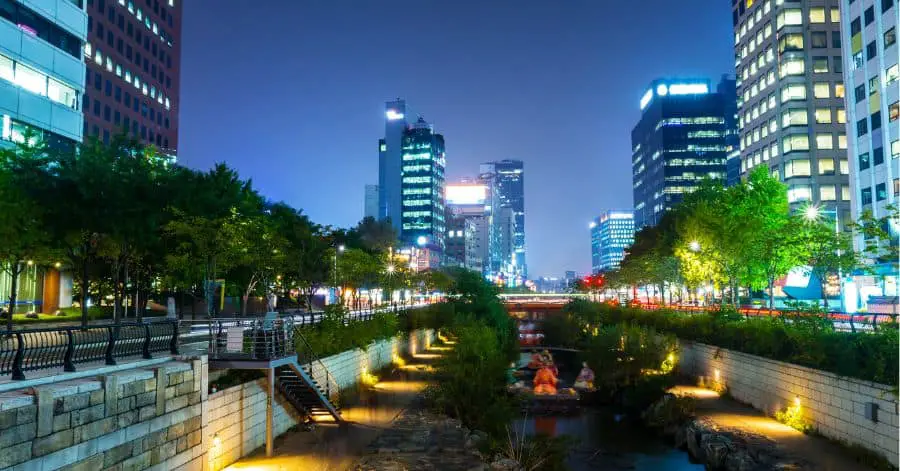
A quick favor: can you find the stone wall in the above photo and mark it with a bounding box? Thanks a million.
[0,359,208,471]
[679,341,899,466]
[204,378,302,470]
[307,329,435,392]
[0,328,436,471]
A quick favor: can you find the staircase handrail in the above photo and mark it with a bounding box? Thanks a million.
[291,325,340,402]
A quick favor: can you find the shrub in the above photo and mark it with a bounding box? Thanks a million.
[565,302,899,386]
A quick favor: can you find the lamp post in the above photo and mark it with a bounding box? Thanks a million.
[333,244,344,304]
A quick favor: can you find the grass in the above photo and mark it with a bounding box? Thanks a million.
[5,306,166,325]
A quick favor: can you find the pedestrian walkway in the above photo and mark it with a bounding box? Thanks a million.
[671,385,878,470]
[223,348,445,471]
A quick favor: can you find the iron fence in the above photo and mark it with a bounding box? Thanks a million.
[0,320,179,380]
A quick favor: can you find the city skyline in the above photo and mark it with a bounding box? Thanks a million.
[177,0,735,277]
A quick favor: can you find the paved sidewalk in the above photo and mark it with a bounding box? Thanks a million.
[671,385,878,471]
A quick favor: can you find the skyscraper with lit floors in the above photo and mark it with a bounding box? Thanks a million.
[733,0,851,223]
[379,98,408,233]
[590,211,635,274]
[838,0,898,301]
[400,117,446,255]
[0,0,86,150]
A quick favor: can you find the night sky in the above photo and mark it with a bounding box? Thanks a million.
[179,0,735,278]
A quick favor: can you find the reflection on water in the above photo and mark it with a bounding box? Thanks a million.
[514,409,702,471]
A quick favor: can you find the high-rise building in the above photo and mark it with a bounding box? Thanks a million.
[840,0,897,244]
[720,76,743,186]
[400,117,445,253]
[0,0,87,151]
[480,160,526,279]
[379,98,408,232]
[732,0,850,222]
[839,0,898,293]
[590,210,635,274]
[364,184,379,220]
[632,78,730,228]
[83,0,181,157]
[446,182,490,273]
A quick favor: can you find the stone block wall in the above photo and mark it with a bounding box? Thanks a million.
[0,359,208,471]
[204,379,302,470]
[307,329,435,392]
[679,341,899,466]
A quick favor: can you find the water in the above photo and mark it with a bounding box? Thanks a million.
[515,350,702,471]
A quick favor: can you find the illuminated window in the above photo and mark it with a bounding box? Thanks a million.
[782,109,808,127]
[783,134,809,153]
[777,9,803,29]
[890,101,899,122]
[892,140,900,159]
[779,33,804,52]
[785,159,811,177]
[780,57,805,77]
[839,159,849,174]
[841,186,850,201]
[809,7,826,23]
[820,186,837,201]
[0,56,12,83]
[787,185,812,202]
[813,83,830,98]
[814,108,832,123]
[835,83,845,98]
[818,158,835,175]
[829,7,839,23]
[812,57,829,73]
[781,84,806,102]
[47,79,77,109]
[886,28,897,49]
[14,64,45,96]
[837,109,846,123]
[887,64,899,84]
[816,134,833,150]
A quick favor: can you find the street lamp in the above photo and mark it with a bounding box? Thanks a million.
[333,244,345,303]
[803,203,843,309]
[689,241,701,252]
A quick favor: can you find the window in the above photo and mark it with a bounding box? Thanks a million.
[859,152,871,170]
[857,118,868,136]
[895,179,900,197]
[812,56,829,73]
[813,82,830,98]
[787,185,812,203]
[893,139,900,159]
[874,147,884,166]
[886,28,897,48]
[782,109,808,126]
[783,134,809,152]
[809,7,825,22]
[842,186,851,201]
[855,84,866,102]
[780,57,805,77]
[777,9,803,29]
[809,31,828,49]
[779,33,804,52]
[852,51,864,69]
[785,159,811,178]
[864,6,874,25]
[871,111,881,130]
[885,0,896,13]
[888,64,899,84]
[818,158,835,175]
[861,187,873,205]
[840,159,849,174]
[781,84,806,102]
[13,64,45,96]
[47,78,77,108]
[891,101,899,122]
[833,56,842,74]
[838,134,847,149]
[814,108,831,123]
[829,7,840,22]
[866,41,877,60]
[815,134,833,150]
[837,108,847,123]
[820,186,837,201]
[835,83,845,98]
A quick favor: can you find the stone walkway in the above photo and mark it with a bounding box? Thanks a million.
[671,385,878,470]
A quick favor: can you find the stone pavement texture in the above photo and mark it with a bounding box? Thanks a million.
[671,385,881,471]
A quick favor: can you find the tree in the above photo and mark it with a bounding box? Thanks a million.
[0,138,50,329]
[331,247,379,309]
[803,219,857,308]
[353,217,398,254]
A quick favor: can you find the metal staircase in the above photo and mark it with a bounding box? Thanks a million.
[204,315,344,423]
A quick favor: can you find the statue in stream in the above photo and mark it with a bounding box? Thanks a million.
[574,361,596,390]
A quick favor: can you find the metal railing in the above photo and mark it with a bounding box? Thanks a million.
[0,320,179,380]
[203,316,339,401]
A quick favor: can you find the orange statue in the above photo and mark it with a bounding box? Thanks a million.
[533,364,558,395]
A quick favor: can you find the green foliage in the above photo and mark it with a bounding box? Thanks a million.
[499,426,574,471]
[296,304,400,358]
[565,302,900,386]
[774,403,812,433]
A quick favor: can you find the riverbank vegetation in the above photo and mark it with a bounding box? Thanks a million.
[561,300,899,386]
